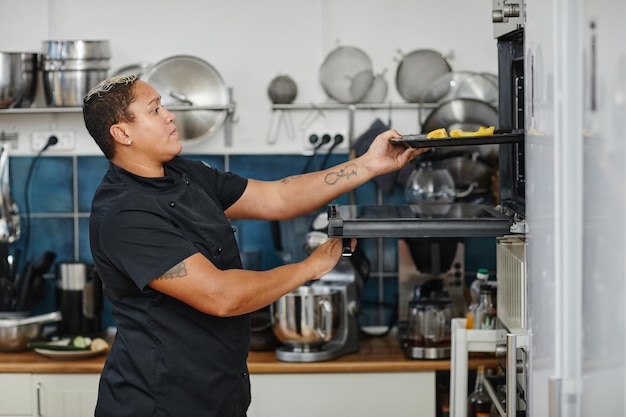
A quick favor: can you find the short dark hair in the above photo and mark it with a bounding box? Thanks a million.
[83,75,138,159]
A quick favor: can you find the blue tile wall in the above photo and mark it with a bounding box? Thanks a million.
[6,152,496,330]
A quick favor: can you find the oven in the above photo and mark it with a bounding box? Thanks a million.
[326,1,528,415]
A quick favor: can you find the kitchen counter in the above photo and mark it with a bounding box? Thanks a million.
[0,335,497,374]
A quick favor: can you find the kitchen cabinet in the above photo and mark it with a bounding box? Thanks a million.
[0,373,99,417]
[0,374,32,416]
[248,372,434,417]
[0,336,498,417]
[31,374,99,417]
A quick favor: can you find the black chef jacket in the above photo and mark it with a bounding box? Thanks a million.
[90,157,250,417]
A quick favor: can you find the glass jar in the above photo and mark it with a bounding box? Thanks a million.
[404,161,456,203]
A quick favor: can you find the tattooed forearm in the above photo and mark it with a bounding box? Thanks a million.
[280,175,302,184]
[324,163,358,185]
[159,262,188,279]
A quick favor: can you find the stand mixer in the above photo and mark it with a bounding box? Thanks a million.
[271,248,368,362]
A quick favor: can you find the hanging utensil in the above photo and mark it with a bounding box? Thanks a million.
[267,75,298,144]
[361,69,389,103]
[300,103,325,131]
[395,49,452,103]
[0,145,20,244]
[421,71,499,105]
[319,46,374,104]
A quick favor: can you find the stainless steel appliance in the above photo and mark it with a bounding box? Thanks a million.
[450,4,528,416]
[55,262,103,337]
[271,256,364,362]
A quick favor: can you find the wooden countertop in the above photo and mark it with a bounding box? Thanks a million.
[0,335,497,374]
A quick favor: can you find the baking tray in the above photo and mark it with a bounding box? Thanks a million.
[390,129,524,149]
[327,204,513,238]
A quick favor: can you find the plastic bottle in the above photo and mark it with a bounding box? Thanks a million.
[474,284,497,329]
[466,268,489,329]
[467,365,492,417]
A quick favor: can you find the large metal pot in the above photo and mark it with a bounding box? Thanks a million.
[271,286,340,351]
[0,52,39,109]
[41,40,111,107]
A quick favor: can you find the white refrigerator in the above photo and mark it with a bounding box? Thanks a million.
[525,0,626,415]
[451,1,626,415]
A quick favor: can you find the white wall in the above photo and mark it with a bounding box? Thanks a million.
[0,0,497,155]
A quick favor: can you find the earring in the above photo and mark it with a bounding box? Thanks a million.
[127,140,131,146]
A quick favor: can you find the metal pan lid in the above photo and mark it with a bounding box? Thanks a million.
[141,55,229,143]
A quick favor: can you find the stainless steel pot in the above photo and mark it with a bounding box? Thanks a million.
[271,286,340,351]
[0,52,39,109]
[41,40,111,107]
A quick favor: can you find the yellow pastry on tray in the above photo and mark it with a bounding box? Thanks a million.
[426,128,449,138]
[449,126,495,137]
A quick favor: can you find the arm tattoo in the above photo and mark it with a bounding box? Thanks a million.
[159,261,188,279]
[281,175,302,184]
[324,163,358,185]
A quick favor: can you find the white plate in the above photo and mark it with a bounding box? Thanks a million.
[34,348,107,360]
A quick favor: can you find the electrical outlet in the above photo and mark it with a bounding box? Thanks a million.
[303,131,347,151]
[31,131,76,151]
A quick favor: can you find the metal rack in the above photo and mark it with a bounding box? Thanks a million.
[450,318,506,417]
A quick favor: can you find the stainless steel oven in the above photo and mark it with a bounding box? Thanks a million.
[326,1,529,415]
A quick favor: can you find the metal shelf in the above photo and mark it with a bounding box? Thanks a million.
[0,104,234,114]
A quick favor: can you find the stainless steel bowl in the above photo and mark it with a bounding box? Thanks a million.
[0,311,62,352]
[0,52,39,109]
[271,286,340,351]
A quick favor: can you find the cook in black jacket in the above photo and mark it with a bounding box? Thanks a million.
[83,74,426,417]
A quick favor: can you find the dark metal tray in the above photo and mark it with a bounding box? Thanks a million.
[390,129,524,149]
[326,204,512,238]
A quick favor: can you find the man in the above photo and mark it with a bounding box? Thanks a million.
[83,74,425,417]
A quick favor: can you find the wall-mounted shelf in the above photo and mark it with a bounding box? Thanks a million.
[0,104,235,114]
[271,102,438,111]
[271,102,441,147]
[0,102,237,146]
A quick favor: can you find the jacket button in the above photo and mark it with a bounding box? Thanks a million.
[217,247,223,253]
[169,202,175,207]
